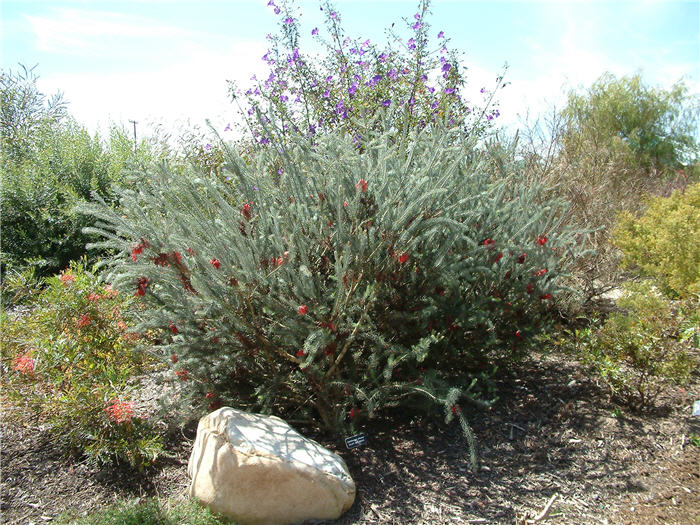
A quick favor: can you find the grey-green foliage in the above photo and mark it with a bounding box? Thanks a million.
[83,116,586,468]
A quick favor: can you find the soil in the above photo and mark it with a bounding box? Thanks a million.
[2,352,699,525]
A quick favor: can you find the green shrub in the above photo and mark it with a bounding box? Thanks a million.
[57,498,229,525]
[574,281,697,409]
[613,183,700,298]
[83,117,585,467]
[1,260,162,468]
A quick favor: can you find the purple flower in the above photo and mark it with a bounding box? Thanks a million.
[362,39,370,47]
[414,13,421,19]
[294,94,302,103]
[367,74,382,87]
[277,168,284,174]
[253,185,259,191]
[431,100,439,109]
[248,106,255,116]
[388,69,398,80]
[382,99,391,107]
[442,63,452,72]
[408,38,416,50]
[330,11,338,19]
[308,124,316,135]
[336,99,345,112]
[353,134,362,148]
[205,143,212,151]
[326,75,333,83]
[348,82,358,96]
[378,52,388,63]
[349,47,357,55]
[274,6,280,14]
[323,89,330,98]
[412,21,422,30]
[224,123,232,131]
[280,95,288,102]
[267,0,274,5]
[437,31,445,39]
[421,74,428,81]
[284,16,294,24]
[259,137,270,145]
[428,86,435,93]
[487,114,493,121]
[444,87,455,94]
[480,87,485,93]
[440,45,447,54]
[408,97,415,107]
[312,27,319,35]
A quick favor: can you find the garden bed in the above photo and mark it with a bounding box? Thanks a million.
[2,351,698,525]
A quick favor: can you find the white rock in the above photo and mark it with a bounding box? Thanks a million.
[188,407,355,525]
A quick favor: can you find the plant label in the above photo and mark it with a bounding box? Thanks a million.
[345,433,367,449]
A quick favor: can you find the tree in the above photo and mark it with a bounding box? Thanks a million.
[561,72,699,172]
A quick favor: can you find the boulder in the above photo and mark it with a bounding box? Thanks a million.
[187,407,355,525]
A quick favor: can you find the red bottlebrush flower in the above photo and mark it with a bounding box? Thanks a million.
[349,407,360,420]
[435,286,446,296]
[535,268,547,277]
[241,202,253,220]
[343,201,349,207]
[131,245,143,261]
[515,330,522,338]
[540,293,552,300]
[212,337,219,344]
[77,314,92,329]
[60,273,75,285]
[276,257,284,266]
[451,404,460,416]
[398,252,409,264]
[210,258,221,269]
[88,293,99,302]
[105,399,134,424]
[356,178,368,192]
[175,369,189,381]
[526,282,535,294]
[298,305,308,315]
[517,253,526,264]
[12,353,35,376]
[482,238,495,246]
[171,354,178,363]
[504,270,512,279]
[492,252,503,263]
[169,323,178,335]
[173,251,182,263]
[187,247,195,256]
[296,349,306,358]
[205,392,214,399]
[536,235,547,246]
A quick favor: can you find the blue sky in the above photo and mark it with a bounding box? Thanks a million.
[2,0,698,138]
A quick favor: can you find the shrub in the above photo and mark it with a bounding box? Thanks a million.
[83,114,585,467]
[574,281,697,409]
[1,260,162,468]
[613,183,700,298]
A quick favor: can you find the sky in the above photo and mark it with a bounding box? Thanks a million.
[1,0,698,140]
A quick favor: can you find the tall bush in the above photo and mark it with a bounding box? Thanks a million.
[83,117,584,467]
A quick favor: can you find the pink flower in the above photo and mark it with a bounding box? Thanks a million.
[12,353,35,376]
[105,399,134,424]
[77,314,92,329]
[60,273,75,285]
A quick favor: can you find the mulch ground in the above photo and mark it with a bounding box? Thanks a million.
[2,352,699,525]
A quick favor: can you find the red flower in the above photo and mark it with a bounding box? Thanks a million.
[398,252,409,264]
[517,253,526,264]
[344,201,349,207]
[105,399,134,424]
[173,251,182,263]
[276,257,284,266]
[210,258,221,269]
[515,330,522,338]
[131,245,143,261]
[540,293,552,300]
[526,282,534,294]
[169,323,179,334]
[60,273,75,285]
[209,400,221,410]
[135,277,149,297]
[298,305,308,315]
[205,392,214,399]
[171,354,178,363]
[241,202,253,220]
[535,268,547,277]
[296,349,306,357]
[451,404,460,416]
[175,369,189,381]
[88,293,99,302]
[349,407,361,420]
[77,314,92,329]
[492,252,503,263]
[482,238,495,246]
[12,353,35,376]
[356,178,368,192]
[187,247,195,256]
[536,235,547,246]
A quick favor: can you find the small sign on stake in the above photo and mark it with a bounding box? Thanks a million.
[692,400,700,417]
[345,433,367,449]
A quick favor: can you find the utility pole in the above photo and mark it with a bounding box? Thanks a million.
[129,120,138,152]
